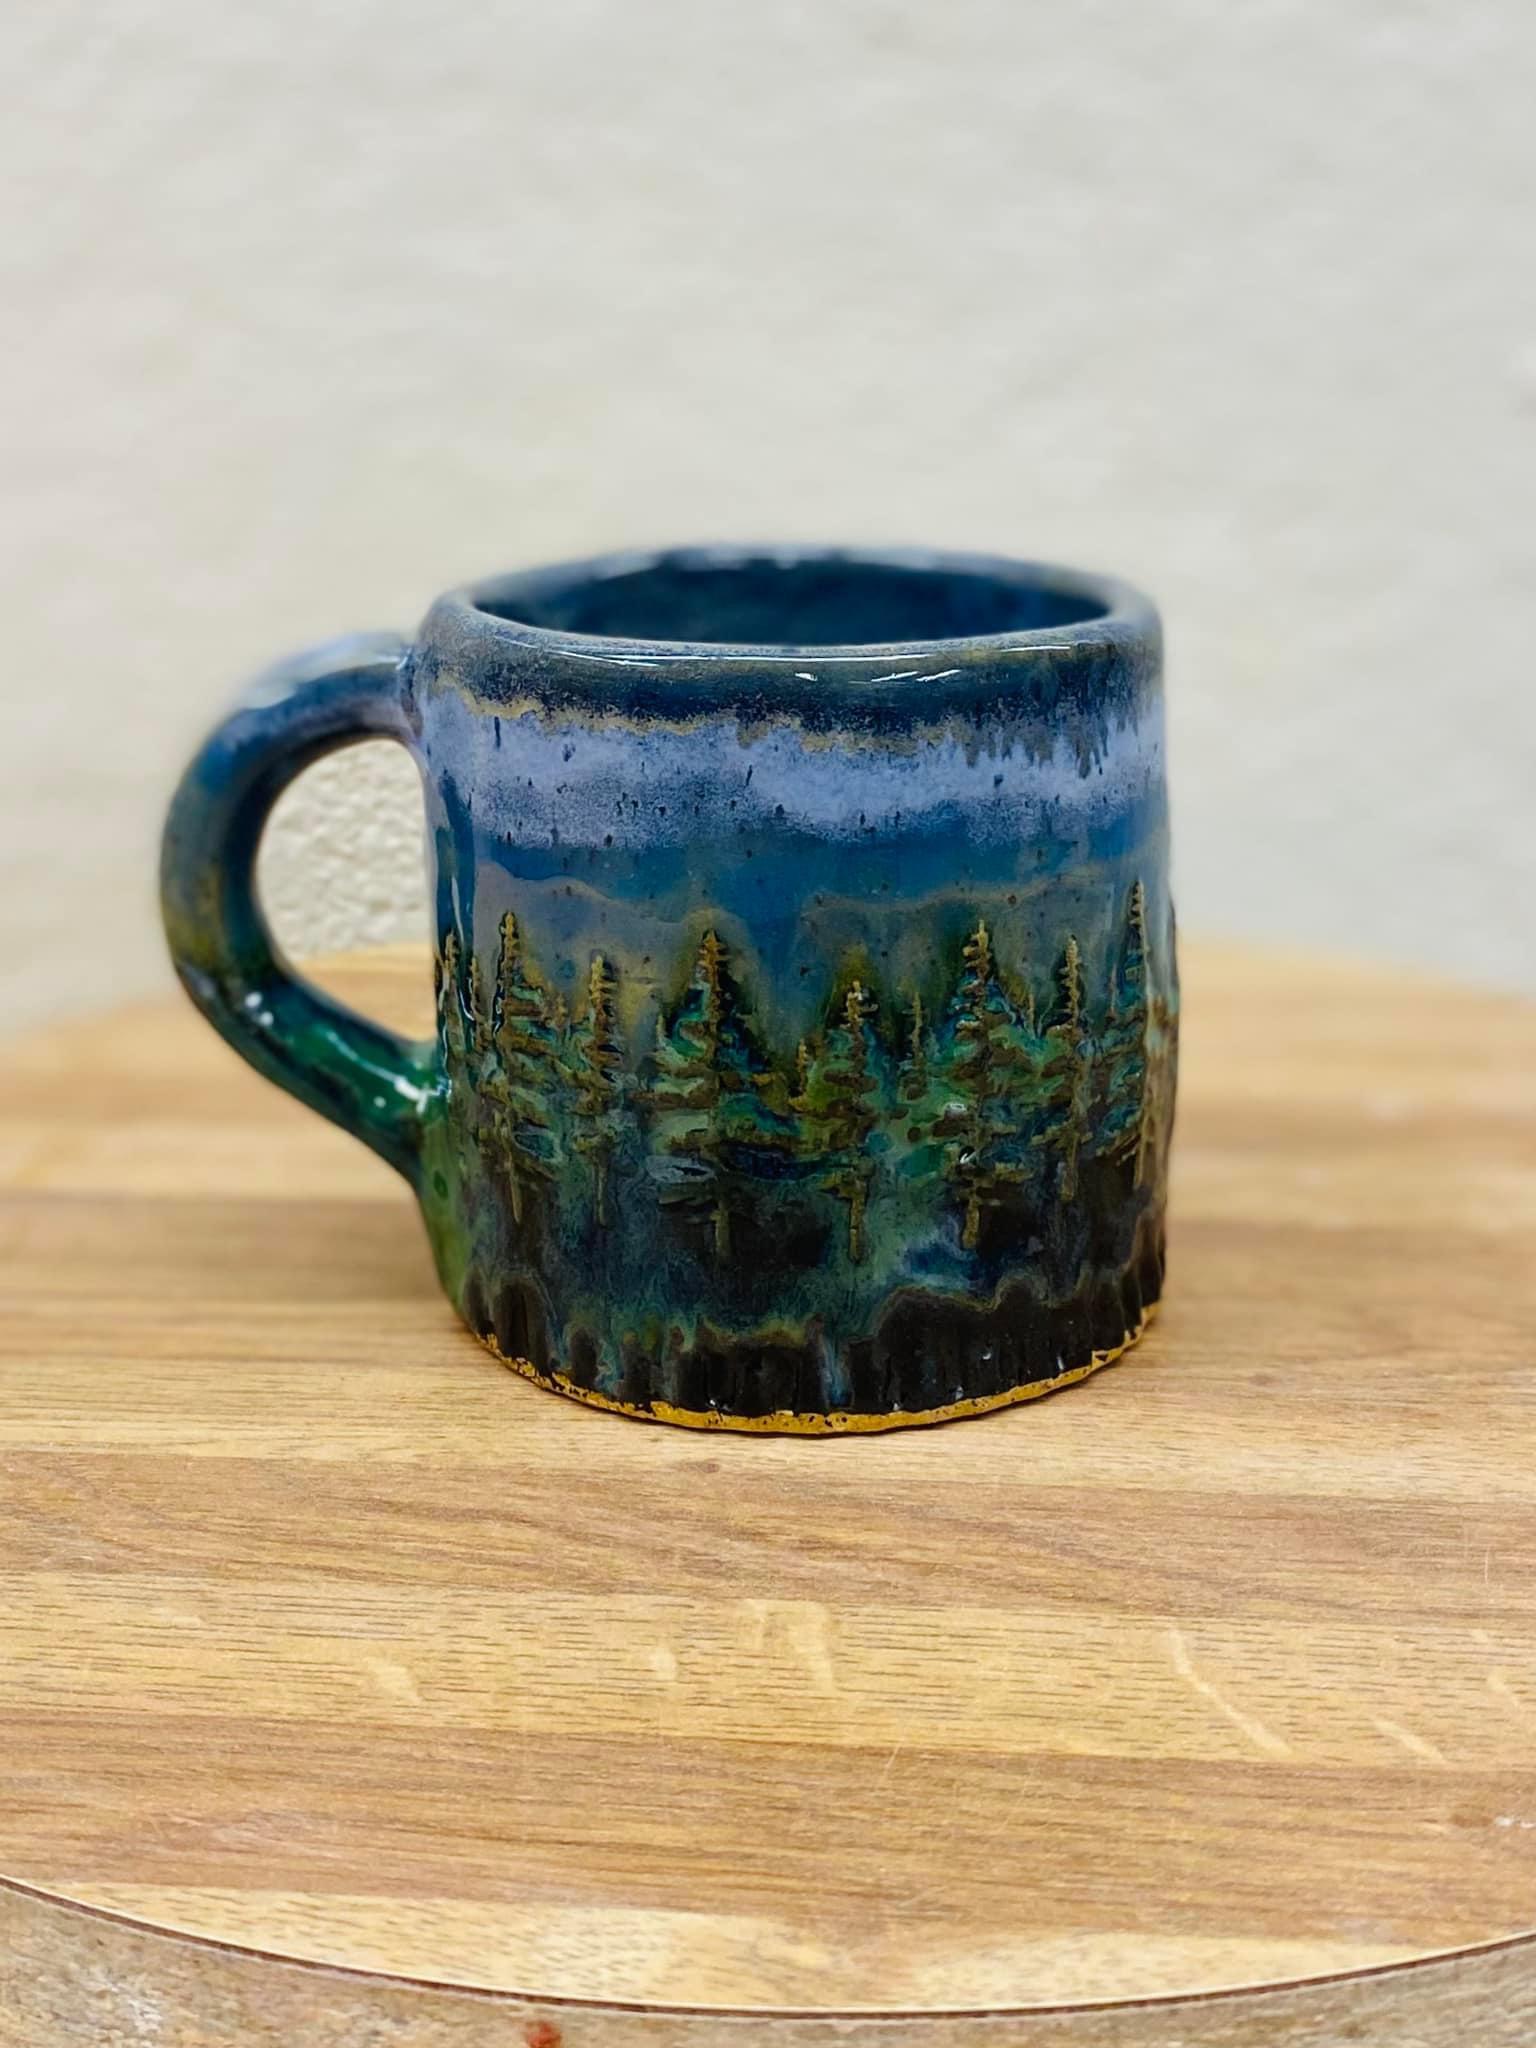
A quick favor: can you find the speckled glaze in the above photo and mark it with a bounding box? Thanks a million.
[162,545,1177,1431]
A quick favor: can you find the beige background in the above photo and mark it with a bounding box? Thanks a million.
[3,0,1534,1035]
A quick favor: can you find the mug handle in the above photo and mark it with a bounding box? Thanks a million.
[160,631,440,1187]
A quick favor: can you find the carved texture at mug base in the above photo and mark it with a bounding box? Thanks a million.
[473,1298,1161,1434]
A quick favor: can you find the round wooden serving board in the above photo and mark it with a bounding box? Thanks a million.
[2,943,1535,2048]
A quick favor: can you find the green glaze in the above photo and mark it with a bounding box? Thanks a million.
[160,634,442,1184]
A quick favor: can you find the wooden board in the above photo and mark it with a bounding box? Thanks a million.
[1,941,1535,2048]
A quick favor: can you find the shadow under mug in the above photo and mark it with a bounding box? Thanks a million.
[162,544,1177,1433]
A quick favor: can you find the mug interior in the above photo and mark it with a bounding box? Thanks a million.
[471,547,1111,649]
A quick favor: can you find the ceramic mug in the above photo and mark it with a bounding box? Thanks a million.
[162,545,1177,1432]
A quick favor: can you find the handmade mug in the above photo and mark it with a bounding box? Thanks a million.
[162,545,1177,1432]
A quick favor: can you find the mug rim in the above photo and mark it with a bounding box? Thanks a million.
[429,543,1158,669]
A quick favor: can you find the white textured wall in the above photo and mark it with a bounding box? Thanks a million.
[3,0,1534,1035]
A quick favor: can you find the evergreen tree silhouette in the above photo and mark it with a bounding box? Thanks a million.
[898,989,930,1104]
[566,952,626,1228]
[925,921,1034,1249]
[1139,986,1179,1188]
[436,929,470,1073]
[792,980,888,1261]
[641,930,794,1261]
[1094,881,1151,1172]
[484,911,558,1224]
[465,949,491,1058]
[1035,934,1091,1202]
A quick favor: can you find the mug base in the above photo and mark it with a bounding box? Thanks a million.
[472,1301,1158,1435]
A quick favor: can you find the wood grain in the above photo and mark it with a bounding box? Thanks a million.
[1,942,1534,2046]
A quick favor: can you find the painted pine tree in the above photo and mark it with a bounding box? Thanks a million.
[923,921,1034,1250]
[457,935,503,1165]
[641,929,794,1262]
[792,980,888,1261]
[436,930,470,1073]
[1094,881,1151,1173]
[483,911,559,1224]
[898,990,931,1105]
[566,952,627,1228]
[1034,934,1091,1202]
[465,949,491,1059]
[1139,986,1179,1189]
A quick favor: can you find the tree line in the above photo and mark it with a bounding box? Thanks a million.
[436,884,1174,1267]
